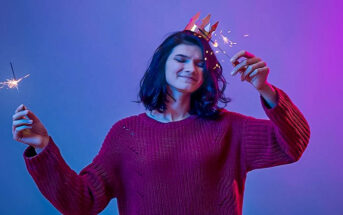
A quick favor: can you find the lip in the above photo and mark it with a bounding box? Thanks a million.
[179,75,197,81]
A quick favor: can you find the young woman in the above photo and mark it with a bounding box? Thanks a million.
[12,30,310,215]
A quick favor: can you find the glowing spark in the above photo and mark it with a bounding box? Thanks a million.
[0,74,30,90]
[213,40,219,47]
[221,35,229,44]
[243,34,249,37]
[0,62,30,91]
[228,41,237,47]
[219,31,237,48]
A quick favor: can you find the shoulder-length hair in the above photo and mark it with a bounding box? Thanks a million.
[134,30,231,120]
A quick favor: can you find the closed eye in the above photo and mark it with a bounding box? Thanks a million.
[175,58,205,67]
[175,58,187,63]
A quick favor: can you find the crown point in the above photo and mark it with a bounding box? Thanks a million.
[184,13,219,42]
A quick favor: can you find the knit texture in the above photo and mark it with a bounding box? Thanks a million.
[23,86,310,215]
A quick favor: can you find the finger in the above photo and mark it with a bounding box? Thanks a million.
[14,125,32,140]
[15,125,32,133]
[248,67,270,78]
[12,110,29,121]
[241,61,266,81]
[231,57,261,76]
[15,104,26,113]
[13,119,33,127]
[230,50,255,65]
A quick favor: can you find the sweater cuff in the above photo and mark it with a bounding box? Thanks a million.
[23,136,61,175]
[260,85,291,120]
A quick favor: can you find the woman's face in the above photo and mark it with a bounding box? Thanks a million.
[165,43,205,95]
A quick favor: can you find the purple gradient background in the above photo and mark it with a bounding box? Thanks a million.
[1,0,342,214]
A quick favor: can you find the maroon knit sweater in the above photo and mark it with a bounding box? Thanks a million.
[23,86,310,215]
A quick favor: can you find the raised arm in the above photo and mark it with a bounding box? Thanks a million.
[241,86,310,172]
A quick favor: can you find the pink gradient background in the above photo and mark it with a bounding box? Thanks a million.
[1,0,342,214]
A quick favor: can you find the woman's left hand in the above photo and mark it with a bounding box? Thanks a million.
[230,50,270,90]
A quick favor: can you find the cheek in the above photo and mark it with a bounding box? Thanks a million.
[165,62,182,78]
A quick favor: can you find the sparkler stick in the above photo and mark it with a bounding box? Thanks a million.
[10,62,17,80]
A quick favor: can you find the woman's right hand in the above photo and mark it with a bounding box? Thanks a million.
[12,104,49,150]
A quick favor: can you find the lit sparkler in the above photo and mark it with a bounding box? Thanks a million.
[199,27,250,65]
[198,27,233,59]
[0,62,30,91]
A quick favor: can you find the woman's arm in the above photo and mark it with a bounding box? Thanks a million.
[257,82,277,109]
[23,122,122,214]
[241,86,311,172]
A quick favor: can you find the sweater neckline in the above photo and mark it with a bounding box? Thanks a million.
[139,112,198,128]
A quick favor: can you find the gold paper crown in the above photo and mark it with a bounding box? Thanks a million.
[184,12,219,42]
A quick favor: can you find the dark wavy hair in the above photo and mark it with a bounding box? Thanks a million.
[134,30,231,120]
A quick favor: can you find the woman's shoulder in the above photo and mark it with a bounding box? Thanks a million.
[218,108,250,122]
[105,113,140,133]
[220,108,248,120]
[112,113,141,126]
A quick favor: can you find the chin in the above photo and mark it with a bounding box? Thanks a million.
[167,82,202,94]
[176,85,201,94]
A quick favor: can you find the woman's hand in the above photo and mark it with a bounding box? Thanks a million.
[12,104,49,150]
[230,50,277,108]
[230,50,270,90]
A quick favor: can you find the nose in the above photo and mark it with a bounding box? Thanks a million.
[184,61,197,74]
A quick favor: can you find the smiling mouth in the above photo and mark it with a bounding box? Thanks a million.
[179,76,196,81]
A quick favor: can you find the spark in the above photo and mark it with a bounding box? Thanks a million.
[221,34,229,44]
[0,74,30,90]
[198,27,234,59]
[0,62,30,91]
[219,31,237,47]
[198,27,249,60]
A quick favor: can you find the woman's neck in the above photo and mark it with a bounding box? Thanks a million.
[147,91,191,122]
[147,110,191,123]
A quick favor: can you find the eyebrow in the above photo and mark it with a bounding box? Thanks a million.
[174,54,204,61]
